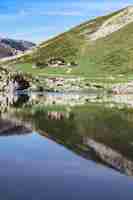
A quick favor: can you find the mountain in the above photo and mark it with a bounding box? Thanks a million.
[0,38,35,59]
[5,6,133,76]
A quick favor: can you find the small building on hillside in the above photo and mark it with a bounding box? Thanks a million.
[33,57,78,69]
[47,58,66,67]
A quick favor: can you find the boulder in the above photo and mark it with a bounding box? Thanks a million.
[9,74,30,92]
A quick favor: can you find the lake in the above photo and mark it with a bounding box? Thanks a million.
[0,91,133,200]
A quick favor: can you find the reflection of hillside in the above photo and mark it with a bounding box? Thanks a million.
[3,103,133,176]
[0,118,31,137]
[48,111,70,120]
[85,139,133,176]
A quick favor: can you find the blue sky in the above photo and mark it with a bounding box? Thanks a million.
[0,0,132,43]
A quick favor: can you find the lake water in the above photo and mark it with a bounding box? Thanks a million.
[0,92,133,200]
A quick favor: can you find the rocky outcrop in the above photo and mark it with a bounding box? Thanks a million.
[0,68,30,93]
[89,6,133,41]
[8,74,30,93]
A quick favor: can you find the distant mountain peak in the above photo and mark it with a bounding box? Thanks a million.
[0,38,35,59]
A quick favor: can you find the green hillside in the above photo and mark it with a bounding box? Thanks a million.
[20,8,121,63]
[77,21,133,76]
[6,6,133,78]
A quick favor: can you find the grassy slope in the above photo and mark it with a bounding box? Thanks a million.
[77,21,133,76]
[12,7,133,78]
[31,9,122,64]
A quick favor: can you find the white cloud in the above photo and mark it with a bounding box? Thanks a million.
[17,1,132,19]
[2,1,131,20]
[19,9,84,17]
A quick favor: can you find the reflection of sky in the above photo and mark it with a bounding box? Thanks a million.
[0,0,132,42]
[0,131,133,200]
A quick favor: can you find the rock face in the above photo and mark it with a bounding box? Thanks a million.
[9,74,30,92]
[0,66,31,93]
[89,6,133,41]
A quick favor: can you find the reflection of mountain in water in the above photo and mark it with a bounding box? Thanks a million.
[47,111,70,120]
[85,139,133,176]
[2,102,133,176]
[1,92,133,176]
[0,117,31,136]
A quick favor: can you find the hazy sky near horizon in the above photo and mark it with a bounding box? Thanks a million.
[0,0,132,43]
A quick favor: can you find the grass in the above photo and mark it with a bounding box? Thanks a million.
[12,103,133,161]
[13,8,123,67]
[14,62,133,87]
[77,22,133,76]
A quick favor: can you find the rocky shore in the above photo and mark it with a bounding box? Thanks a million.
[1,64,133,96]
[0,67,30,93]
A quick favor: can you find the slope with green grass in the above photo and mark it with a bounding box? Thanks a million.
[5,6,133,78]
[27,8,123,65]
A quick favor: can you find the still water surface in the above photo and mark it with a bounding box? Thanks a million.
[0,92,133,199]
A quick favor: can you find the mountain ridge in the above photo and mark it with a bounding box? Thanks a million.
[0,38,35,59]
